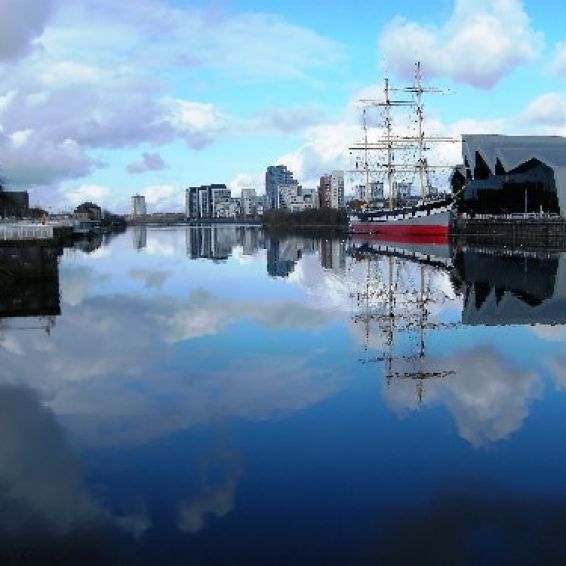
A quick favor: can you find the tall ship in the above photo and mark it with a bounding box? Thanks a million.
[348,63,458,240]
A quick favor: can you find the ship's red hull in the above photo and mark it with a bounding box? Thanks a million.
[350,223,450,244]
[350,223,449,236]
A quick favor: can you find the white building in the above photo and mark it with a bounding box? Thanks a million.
[131,194,146,216]
[329,171,344,208]
[278,184,318,212]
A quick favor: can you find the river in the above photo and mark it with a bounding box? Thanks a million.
[1,224,566,564]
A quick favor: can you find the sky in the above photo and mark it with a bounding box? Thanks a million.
[0,0,566,213]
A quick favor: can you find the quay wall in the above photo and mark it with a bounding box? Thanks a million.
[453,217,566,248]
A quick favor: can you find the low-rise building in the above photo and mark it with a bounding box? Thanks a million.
[74,202,102,221]
[278,184,318,212]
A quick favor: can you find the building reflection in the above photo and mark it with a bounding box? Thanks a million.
[347,238,566,408]
[132,225,147,250]
[0,244,61,333]
[451,247,566,325]
[182,225,346,276]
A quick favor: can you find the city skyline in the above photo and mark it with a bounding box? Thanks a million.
[1,1,565,213]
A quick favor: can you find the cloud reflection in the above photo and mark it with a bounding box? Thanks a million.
[178,447,243,534]
[383,347,541,446]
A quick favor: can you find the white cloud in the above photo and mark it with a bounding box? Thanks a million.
[178,448,243,534]
[378,0,543,89]
[519,93,566,133]
[228,172,264,196]
[0,0,344,196]
[143,184,184,212]
[167,99,231,149]
[384,347,541,446]
[64,183,112,207]
[276,121,358,187]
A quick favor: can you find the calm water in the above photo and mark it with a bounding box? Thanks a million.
[2,225,566,564]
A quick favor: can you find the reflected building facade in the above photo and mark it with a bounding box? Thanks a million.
[132,225,147,250]
[0,244,61,333]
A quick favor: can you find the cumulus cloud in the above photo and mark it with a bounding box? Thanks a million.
[143,184,184,212]
[63,183,112,207]
[126,152,167,174]
[276,121,358,187]
[519,93,566,133]
[0,0,344,198]
[378,0,543,89]
[0,0,54,62]
[228,172,264,197]
[166,99,231,149]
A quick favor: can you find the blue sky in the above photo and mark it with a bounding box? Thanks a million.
[0,0,566,212]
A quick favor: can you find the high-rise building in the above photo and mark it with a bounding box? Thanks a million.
[185,184,231,219]
[329,171,344,208]
[318,174,331,208]
[240,188,257,217]
[131,194,147,216]
[266,165,294,209]
[319,171,344,208]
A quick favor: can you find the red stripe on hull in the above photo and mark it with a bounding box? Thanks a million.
[350,224,450,244]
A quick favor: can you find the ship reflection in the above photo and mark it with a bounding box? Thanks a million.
[347,239,566,408]
[349,244,458,405]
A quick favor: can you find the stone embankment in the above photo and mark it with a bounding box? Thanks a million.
[453,216,566,249]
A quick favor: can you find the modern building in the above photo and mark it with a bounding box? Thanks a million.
[456,134,566,215]
[266,165,294,210]
[0,188,29,218]
[329,171,344,208]
[240,188,257,217]
[131,194,146,216]
[318,171,344,208]
[132,225,147,250]
[278,183,318,212]
[318,175,331,208]
[186,184,231,219]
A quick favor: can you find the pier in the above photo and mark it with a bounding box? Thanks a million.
[453,215,566,248]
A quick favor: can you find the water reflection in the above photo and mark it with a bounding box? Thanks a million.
[0,226,566,563]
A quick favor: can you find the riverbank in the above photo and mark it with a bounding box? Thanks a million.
[453,216,566,248]
[262,208,348,229]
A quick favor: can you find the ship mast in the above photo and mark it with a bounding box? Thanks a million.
[384,79,396,210]
[415,62,426,200]
[348,62,457,208]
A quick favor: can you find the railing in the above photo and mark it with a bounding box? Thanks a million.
[0,224,54,240]
[459,213,561,220]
